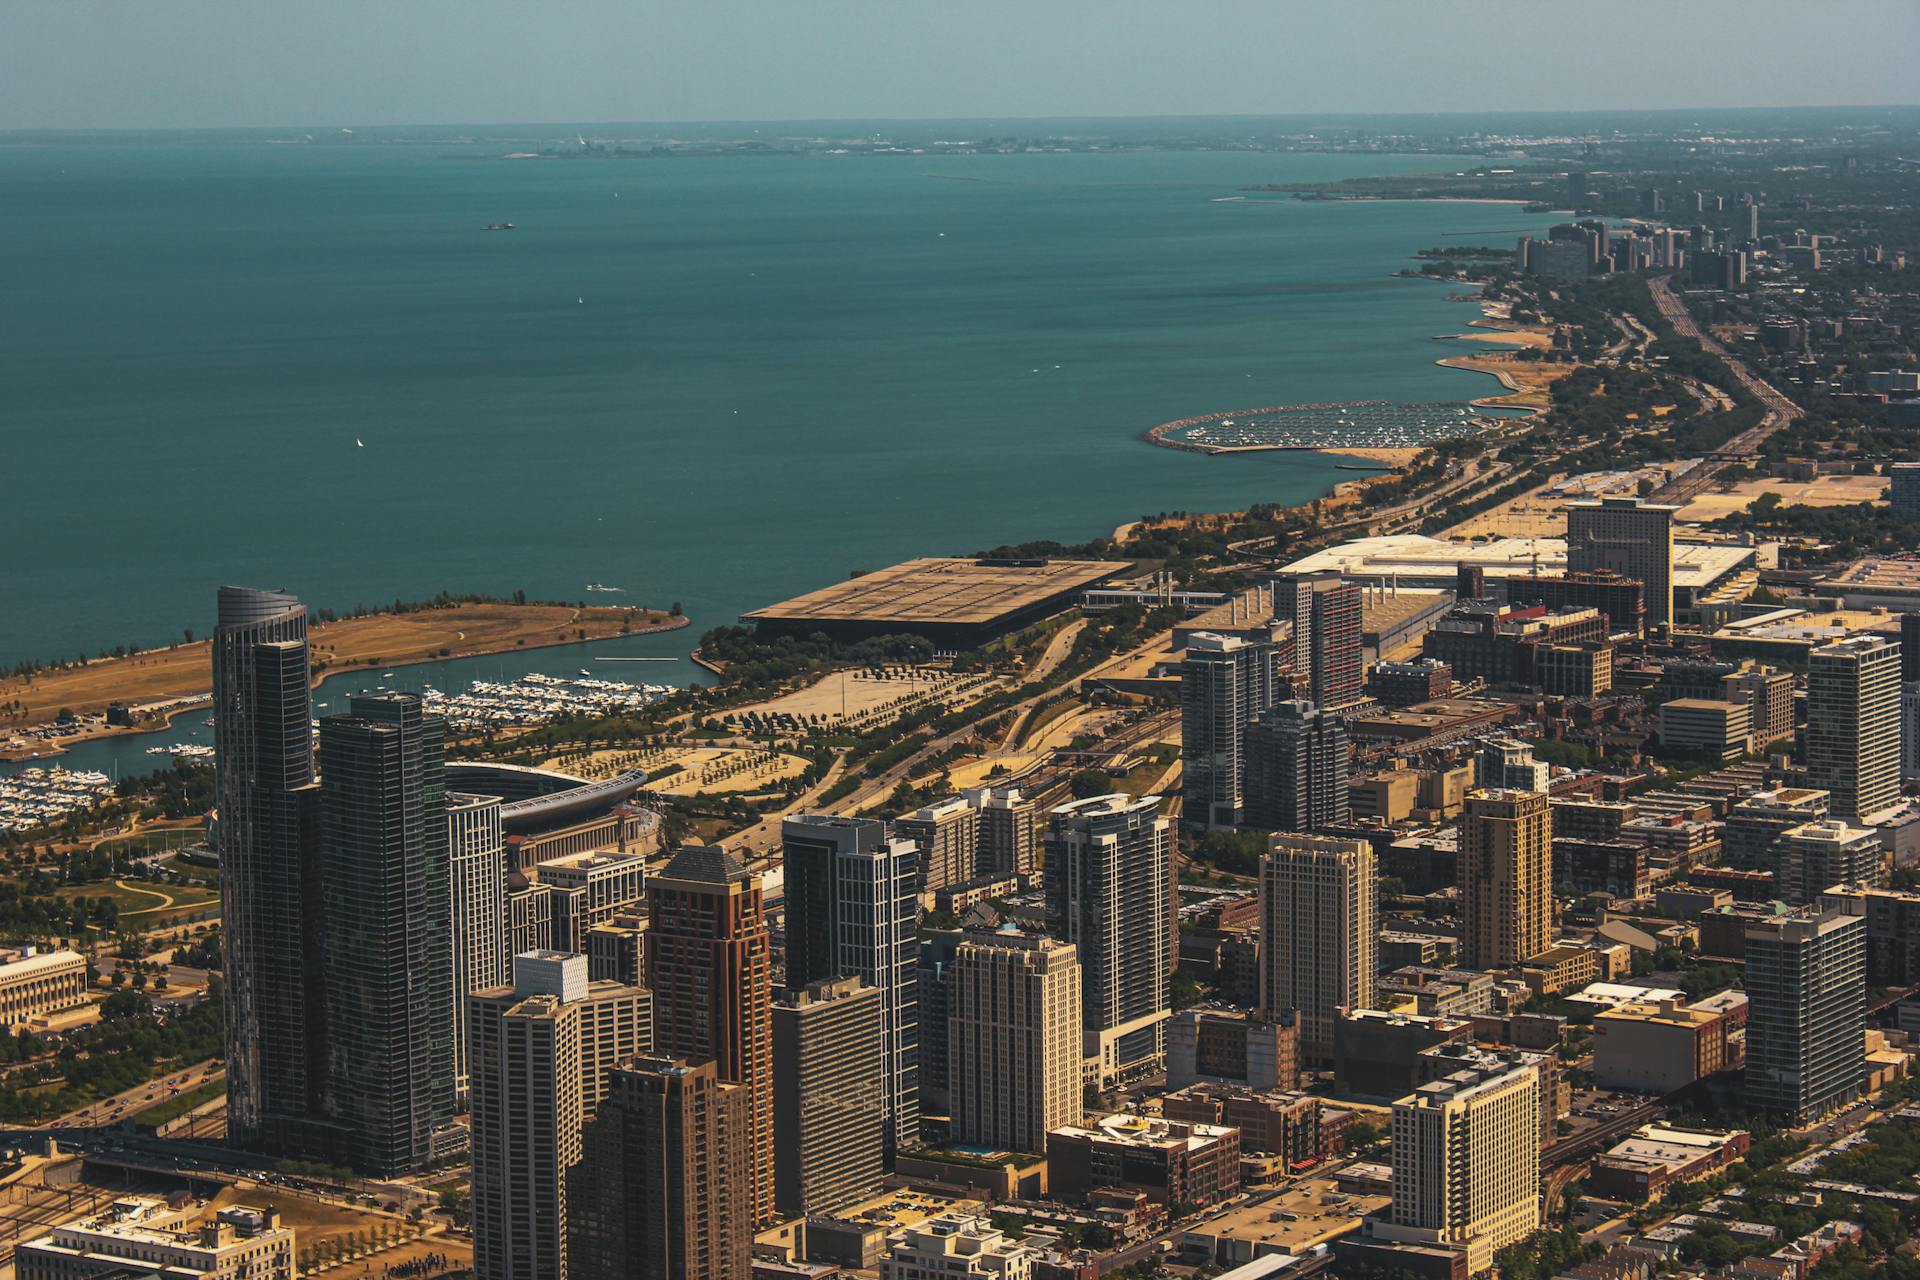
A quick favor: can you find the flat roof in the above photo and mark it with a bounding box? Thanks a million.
[1280,534,1755,590]
[744,557,1128,628]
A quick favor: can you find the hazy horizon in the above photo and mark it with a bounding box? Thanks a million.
[4,0,1916,131]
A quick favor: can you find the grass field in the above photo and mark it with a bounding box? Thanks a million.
[1,602,683,730]
[131,1078,224,1129]
[52,878,219,918]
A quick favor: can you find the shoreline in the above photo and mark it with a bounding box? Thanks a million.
[1,609,692,762]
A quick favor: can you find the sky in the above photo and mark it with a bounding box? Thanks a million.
[3,0,1916,131]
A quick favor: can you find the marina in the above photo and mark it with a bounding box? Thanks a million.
[0,767,117,834]
[1144,399,1493,454]
[418,672,675,731]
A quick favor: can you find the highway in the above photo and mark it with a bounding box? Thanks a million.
[1646,273,1803,503]
[44,1059,223,1131]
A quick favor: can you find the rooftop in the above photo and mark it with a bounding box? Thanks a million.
[1279,534,1755,591]
[743,556,1128,629]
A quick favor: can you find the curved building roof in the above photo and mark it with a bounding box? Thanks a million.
[444,761,649,834]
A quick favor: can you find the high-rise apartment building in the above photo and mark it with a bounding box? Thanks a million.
[1181,630,1285,828]
[1565,496,1676,628]
[570,1056,753,1280]
[316,692,455,1176]
[1045,793,1171,1083]
[1777,820,1886,904]
[772,976,886,1216]
[1376,1055,1543,1276]
[1460,790,1553,971]
[1477,738,1549,793]
[1901,614,1920,779]
[212,585,321,1154]
[1242,700,1350,833]
[468,952,652,1280]
[780,814,920,1159]
[965,786,1041,880]
[1745,912,1866,1123]
[1807,634,1902,822]
[539,852,645,954]
[450,792,508,1104]
[948,930,1082,1154]
[647,845,774,1225]
[1274,573,1364,709]
[892,796,977,893]
[1260,833,1377,1062]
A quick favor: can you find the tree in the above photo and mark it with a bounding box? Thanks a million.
[100,988,149,1021]
[1069,769,1115,799]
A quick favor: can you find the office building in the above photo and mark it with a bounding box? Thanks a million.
[212,585,321,1154]
[1376,1055,1543,1276]
[772,976,886,1216]
[316,691,455,1176]
[1659,698,1753,761]
[1181,630,1285,828]
[450,792,508,1103]
[1807,635,1902,822]
[1046,793,1171,1083]
[1260,833,1377,1062]
[914,925,966,1114]
[877,1214,1035,1280]
[948,930,1082,1154]
[1535,641,1614,697]
[540,852,645,953]
[1243,700,1350,833]
[1478,738,1548,793]
[1566,497,1676,628]
[1162,1084,1330,1170]
[892,796,976,893]
[1778,820,1886,903]
[571,1056,753,1280]
[965,786,1041,880]
[779,814,920,1159]
[1333,1009,1473,1099]
[647,845,774,1225]
[1369,658,1454,707]
[468,952,652,1280]
[1460,789,1553,971]
[17,1199,295,1280]
[1744,912,1866,1123]
[1047,1113,1241,1207]
[1167,1006,1302,1092]
[1508,568,1647,637]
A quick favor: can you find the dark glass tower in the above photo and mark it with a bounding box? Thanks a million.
[779,815,921,1160]
[212,586,322,1152]
[1244,700,1352,833]
[317,692,456,1175]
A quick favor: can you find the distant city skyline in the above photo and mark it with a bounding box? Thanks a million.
[3,0,1916,131]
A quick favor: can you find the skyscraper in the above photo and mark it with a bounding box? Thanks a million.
[1181,630,1284,828]
[1274,573,1364,709]
[948,930,1082,1154]
[1046,793,1171,1083]
[1460,789,1553,971]
[1901,614,1920,780]
[1375,1055,1543,1276]
[1260,833,1377,1062]
[570,1056,753,1280]
[1243,700,1351,833]
[450,792,508,1104]
[779,815,920,1159]
[647,845,774,1225]
[1745,911,1866,1123]
[212,585,321,1153]
[469,952,652,1280]
[772,976,886,1216]
[1807,634,1902,822]
[1566,496,1675,628]
[316,691,455,1175]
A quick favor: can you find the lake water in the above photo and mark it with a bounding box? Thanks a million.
[2,130,1560,776]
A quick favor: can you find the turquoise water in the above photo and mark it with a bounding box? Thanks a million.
[2,136,1559,775]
